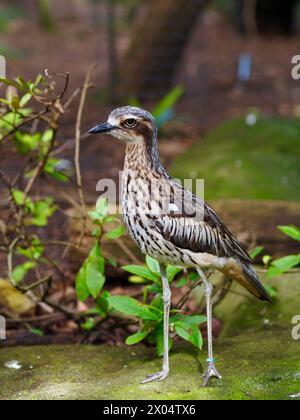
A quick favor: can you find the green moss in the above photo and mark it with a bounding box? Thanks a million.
[0,332,299,400]
[0,271,299,400]
[170,116,300,201]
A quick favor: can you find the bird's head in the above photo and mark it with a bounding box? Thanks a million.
[88,106,157,144]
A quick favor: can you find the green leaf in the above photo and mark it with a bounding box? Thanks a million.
[76,263,90,301]
[12,190,34,212]
[272,255,300,271]
[152,85,184,120]
[267,266,284,279]
[176,278,187,288]
[96,291,111,316]
[128,275,148,284]
[146,256,160,274]
[96,197,109,217]
[86,257,106,299]
[150,294,163,312]
[263,255,272,266]
[143,284,162,301]
[126,330,149,345]
[167,265,182,282]
[12,261,36,284]
[17,237,44,261]
[105,225,126,239]
[264,285,278,300]
[0,77,26,91]
[81,318,96,331]
[88,211,102,221]
[19,93,32,108]
[42,129,54,143]
[179,315,207,326]
[175,323,203,350]
[84,243,106,299]
[122,265,161,284]
[107,296,159,321]
[30,198,57,227]
[188,271,199,282]
[28,327,44,337]
[278,225,300,242]
[43,158,68,182]
[267,254,300,278]
[249,246,264,259]
[188,325,203,349]
[174,325,190,341]
[14,132,41,155]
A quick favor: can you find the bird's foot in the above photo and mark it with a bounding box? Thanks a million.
[202,359,222,387]
[141,370,169,384]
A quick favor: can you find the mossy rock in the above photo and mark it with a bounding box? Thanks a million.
[0,330,299,400]
[214,271,300,338]
[0,272,299,400]
[170,116,300,201]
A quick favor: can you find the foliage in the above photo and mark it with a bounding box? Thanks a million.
[75,198,127,329]
[107,256,206,356]
[251,225,300,298]
[266,225,300,279]
[0,73,72,294]
[0,71,100,334]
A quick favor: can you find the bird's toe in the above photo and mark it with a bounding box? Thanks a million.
[202,364,222,387]
[141,370,169,384]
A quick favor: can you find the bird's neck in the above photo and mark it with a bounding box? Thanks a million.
[124,133,161,173]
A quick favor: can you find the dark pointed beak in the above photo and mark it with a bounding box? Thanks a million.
[88,122,116,135]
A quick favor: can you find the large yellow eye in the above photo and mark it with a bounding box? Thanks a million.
[124,118,137,128]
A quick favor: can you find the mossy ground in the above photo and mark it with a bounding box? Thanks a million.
[0,272,299,400]
[0,330,299,400]
[170,116,300,201]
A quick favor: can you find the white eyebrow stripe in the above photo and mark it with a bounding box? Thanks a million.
[108,115,138,126]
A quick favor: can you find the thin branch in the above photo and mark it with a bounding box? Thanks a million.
[21,274,52,293]
[74,64,96,244]
[7,237,20,285]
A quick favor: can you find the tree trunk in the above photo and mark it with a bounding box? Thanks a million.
[120,0,204,100]
[235,0,297,36]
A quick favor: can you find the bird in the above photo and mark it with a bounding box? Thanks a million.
[88,106,271,387]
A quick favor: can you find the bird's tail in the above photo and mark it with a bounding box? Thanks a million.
[223,259,272,302]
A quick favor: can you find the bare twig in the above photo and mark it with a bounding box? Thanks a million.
[7,237,20,285]
[74,64,96,245]
[21,274,52,293]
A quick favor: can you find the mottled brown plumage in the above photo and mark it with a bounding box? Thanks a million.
[89,106,271,386]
